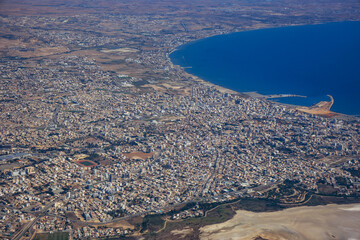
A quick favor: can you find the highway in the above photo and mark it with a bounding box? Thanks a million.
[11,196,63,240]
[11,216,39,240]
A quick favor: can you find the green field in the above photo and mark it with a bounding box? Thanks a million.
[80,160,95,166]
[34,232,69,240]
[77,160,97,167]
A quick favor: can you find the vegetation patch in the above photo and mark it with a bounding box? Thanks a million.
[141,214,165,233]
[77,160,97,167]
[34,231,69,240]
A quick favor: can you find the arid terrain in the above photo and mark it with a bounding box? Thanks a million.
[297,95,338,117]
[200,204,360,240]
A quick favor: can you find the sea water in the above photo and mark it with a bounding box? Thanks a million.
[170,21,360,115]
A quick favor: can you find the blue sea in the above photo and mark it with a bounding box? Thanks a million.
[170,21,360,116]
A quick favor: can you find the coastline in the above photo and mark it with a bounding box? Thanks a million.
[170,63,355,119]
[168,21,360,119]
[2,1,360,239]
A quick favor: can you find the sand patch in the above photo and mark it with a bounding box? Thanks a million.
[101,48,138,53]
[200,204,360,240]
[171,227,194,238]
[98,219,135,229]
[297,95,338,117]
[123,152,154,160]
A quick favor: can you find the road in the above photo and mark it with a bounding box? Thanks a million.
[10,171,279,239]
[11,216,39,240]
[11,196,63,240]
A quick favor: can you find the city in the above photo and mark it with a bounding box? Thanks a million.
[0,0,360,239]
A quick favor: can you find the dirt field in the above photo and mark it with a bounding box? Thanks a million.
[94,219,135,229]
[123,152,154,160]
[200,203,360,240]
[297,95,338,117]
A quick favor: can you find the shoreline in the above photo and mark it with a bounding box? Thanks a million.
[168,21,360,119]
[2,1,360,239]
[171,63,357,119]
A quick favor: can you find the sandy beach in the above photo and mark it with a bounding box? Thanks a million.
[200,204,360,240]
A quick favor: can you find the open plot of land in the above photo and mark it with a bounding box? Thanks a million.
[101,48,138,53]
[200,203,360,240]
[97,219,135,229]
[123,152,154,160]
[34,231,69,240]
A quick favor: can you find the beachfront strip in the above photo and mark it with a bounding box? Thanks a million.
[1,5,360,239]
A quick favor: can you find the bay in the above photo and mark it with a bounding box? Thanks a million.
[170,21,360,116]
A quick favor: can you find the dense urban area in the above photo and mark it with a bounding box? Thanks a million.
[1,0,360,239]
